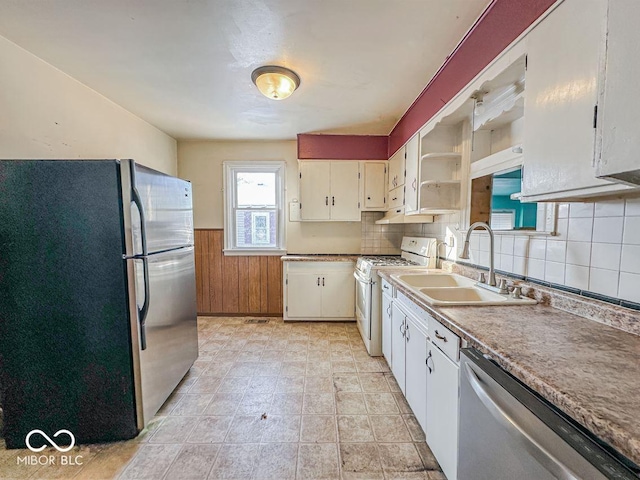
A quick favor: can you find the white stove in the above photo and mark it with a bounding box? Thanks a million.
[354,237,438,356]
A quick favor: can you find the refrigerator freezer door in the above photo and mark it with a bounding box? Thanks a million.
[0,160,138,447]
[130,162,194,254]
[131,246,198,424]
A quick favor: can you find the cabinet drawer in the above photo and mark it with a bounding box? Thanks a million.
[428,317,460,362]
[396,291,430,328]
[388,186,404,209]
[381,278,394,297]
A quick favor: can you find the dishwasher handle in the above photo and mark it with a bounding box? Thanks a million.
[463,363,579,480]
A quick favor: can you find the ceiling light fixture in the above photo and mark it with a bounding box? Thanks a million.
[251,65,300,100]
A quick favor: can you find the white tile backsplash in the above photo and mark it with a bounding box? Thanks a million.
[565,264,590,290]
[625,197,640,216]
[589,268,620,297]
[622,216,640,245]
[513,256,527,276]
[404,196,640,303]
[500,235,515,255]
[592,217,624,244]
[590,243,621,271]
[595,199,625,217]
[558,203,569,219]
[618,272,640,303]
[567,217,594,242]
[566,241,592,266]
[514,236,529,257]
[620,244,640,274]
[546,240,566,263]
[544,261,565,284]
[529,238,547,260]
[527,258,545,281]
[569,202,594,218]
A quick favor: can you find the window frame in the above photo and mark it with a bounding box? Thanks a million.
[223,161,286,256]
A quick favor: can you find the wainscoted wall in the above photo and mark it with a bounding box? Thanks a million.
[194,229,283,315]
[404,196,640,306]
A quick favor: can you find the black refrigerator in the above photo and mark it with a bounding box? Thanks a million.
[0,159,198,448]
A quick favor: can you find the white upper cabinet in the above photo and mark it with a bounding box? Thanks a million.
[329,161,361,220]
[522,0,633,201]
[360,161,388,211]
[299,161,360,221]
[595,0,640,187]
[404,135,420,214]
[299,161,331,220]
[388,146,406,191]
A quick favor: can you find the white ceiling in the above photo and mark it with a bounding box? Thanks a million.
[0,0,489,141]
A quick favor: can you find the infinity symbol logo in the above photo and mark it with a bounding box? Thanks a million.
[25,429,76,453]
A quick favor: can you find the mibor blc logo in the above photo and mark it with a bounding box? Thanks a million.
[17,429,83,467]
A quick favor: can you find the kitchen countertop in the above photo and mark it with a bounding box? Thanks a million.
[378,268,640,467]
[281,254,358,262]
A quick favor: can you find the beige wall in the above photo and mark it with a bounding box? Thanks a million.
[0,35,177,174]
[177,140,362,254]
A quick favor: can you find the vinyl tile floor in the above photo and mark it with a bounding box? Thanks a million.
[0,317,445,480]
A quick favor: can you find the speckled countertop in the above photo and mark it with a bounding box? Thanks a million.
[281,254,358,262]
[378,268,640,467]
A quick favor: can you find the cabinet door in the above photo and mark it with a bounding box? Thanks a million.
[321,269,355,318]
[522,0,609,199]
[329,161,360,221]
[404,135,420,214]
[286,272,323,318]
[596,0,640,186]
[404,317,428,432]
[362,162,387,210]
[426,346,459,480]
[381,294,393,362]
[390,303,406,394]
[388,147,406,190]
[388,186,405,209]
[300,161,331,220]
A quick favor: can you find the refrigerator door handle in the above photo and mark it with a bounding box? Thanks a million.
[130,162,150,350]
[130,162,149,256]
[138,256,150,350]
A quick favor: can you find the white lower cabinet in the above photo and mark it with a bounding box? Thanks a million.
[390,302,407,394]
[381,291,393,362]
[283,261,355,320]
[384,289,461,480]
[390,294,430,430]
[404,315,428,432]
[427,344,459,480]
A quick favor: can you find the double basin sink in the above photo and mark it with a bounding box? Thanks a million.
[391,272,537,306]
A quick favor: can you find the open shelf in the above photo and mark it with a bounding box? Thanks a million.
[419,180,461,212]
[470,144,523,179]
[420,152,462,162]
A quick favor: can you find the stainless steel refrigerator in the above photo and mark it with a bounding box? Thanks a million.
[0,159,198,448]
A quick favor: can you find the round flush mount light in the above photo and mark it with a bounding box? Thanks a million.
[251,65,300,100]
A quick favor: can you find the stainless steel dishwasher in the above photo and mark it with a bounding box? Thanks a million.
[458,348,638,480]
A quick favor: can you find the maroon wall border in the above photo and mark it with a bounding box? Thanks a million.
[387,0,557,156]
[297,134,389,160]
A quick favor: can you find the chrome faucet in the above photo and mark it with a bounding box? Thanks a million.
[459,222,501,291]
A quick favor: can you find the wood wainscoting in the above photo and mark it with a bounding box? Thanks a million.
[194,229,283,315]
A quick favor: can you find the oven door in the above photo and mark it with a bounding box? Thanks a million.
[353,270,372,340]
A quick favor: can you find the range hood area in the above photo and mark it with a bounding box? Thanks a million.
[375,208,435,224]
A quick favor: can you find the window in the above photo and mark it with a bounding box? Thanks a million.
[223,162,286,255]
